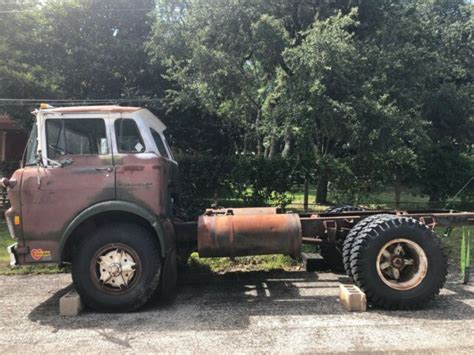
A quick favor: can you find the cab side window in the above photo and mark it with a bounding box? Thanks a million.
[150,128,170,159]
[46,119,108,159]
[115,119,145,153]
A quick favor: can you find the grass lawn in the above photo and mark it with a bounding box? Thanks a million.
[288,186,456,211]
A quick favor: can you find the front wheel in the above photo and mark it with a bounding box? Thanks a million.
[350,217,447,310]
[72,222,162,312]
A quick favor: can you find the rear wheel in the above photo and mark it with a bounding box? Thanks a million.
[350,217,447,309]
[72,222,162,312]
[342,214,395,279]
[320,205,366,272]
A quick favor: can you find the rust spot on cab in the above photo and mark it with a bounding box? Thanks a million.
[123,166,145,172]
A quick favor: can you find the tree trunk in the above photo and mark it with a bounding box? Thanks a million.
[281,130,291,158]
[303,178,309,212]
[394,182,402,209]
[255,110,263,156]
[316,177,328,204]
[268,135,277,158]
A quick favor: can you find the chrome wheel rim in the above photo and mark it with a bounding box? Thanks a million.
[91,243,141,293]
[376,238,428,291]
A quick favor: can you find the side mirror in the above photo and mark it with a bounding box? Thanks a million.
[0,177,9,188]
[0,177,16,189]
[37,149,73,168]
[58,158,74,167]
[35,150,44,167]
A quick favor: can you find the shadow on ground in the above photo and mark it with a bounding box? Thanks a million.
[28,267,474,336]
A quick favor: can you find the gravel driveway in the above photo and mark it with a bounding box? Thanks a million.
[0,269,473,354]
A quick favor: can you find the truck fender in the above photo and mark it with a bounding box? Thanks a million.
[60,201,169,259]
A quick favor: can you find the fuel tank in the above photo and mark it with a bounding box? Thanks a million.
[198,213,302,258]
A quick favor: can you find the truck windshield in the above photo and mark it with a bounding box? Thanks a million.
[23,124,38,166]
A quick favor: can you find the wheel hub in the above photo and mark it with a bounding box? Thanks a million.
[97,249,136,288]
[392,257,404,269]
[109,263,121,276]
[376,238,428,291]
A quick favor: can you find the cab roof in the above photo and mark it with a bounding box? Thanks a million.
[41,105,142,114]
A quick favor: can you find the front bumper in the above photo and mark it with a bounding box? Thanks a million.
[7,243,18,267]
[5,208,16,240]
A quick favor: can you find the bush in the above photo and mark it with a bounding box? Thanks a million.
[176,154,296,218]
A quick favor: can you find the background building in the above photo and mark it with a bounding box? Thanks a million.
[0,115,27,177]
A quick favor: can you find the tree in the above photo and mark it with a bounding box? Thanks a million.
[39,0,161,100]
[148,1,292,155]
[280,9,368,202]
[0,2,60,125]
[355,0,474,203]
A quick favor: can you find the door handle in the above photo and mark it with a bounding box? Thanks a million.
[96,167,114,173]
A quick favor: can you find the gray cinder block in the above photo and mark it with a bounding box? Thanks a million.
[60,289,83,316]
[339,284,367,312]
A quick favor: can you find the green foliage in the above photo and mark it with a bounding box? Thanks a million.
[229,156,295,206]
[0,2,60,123]
[1,0,472,207]
[177,155,296,218]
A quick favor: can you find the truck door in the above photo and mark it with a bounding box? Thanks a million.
[20,117,115,263]
[113,117,176,217]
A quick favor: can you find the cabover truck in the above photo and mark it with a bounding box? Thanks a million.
[2,105,474,312]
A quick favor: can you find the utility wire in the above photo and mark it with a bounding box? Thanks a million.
[0,0,241,14]
[0,8,156,14]
[0,98,162,102]
[0,98,164,106]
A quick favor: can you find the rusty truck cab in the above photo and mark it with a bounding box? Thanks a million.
[5,105,178,266]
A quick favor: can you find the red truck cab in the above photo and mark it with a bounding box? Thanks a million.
[4,106,179,311]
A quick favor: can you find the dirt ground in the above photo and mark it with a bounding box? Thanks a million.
[0,269,473,354]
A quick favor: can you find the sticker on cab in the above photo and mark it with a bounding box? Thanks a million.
[31,249,52,261]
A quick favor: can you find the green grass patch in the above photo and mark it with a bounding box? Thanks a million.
[438,226,474,270]
[188,252,300,273]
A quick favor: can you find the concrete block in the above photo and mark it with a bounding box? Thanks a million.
[339,284,367,312]
[60,289,83,316]
[302,252,329,272]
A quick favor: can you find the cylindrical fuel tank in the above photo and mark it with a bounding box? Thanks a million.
[198,214,302,258]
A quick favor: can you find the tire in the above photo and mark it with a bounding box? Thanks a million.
[72,222,162,312]
[350,217,447,310]
[320,205,367,272]
[342,214,395,279]
[325,205,366,213]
